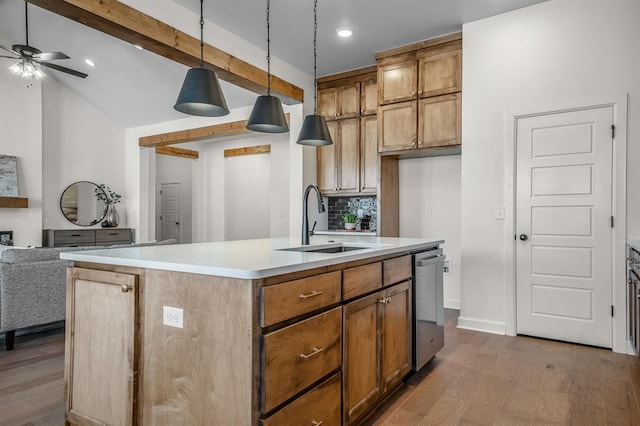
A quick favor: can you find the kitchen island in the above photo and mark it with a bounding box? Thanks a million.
[61,236,442,425]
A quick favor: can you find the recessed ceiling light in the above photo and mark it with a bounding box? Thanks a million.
[84,58,96,67]
[134,44,144,50]
[336,27,353,38]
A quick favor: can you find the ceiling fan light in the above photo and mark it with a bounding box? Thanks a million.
[33,67,45,79]
[174,67,230,117]
[9,62,23,75]
[296,114,334,146]
[246,95,289,133]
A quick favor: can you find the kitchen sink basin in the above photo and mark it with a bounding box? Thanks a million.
[277,243,382,254]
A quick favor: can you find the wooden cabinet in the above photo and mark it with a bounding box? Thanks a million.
[317,66,378,196]
[343,280,412,424]
[65,267,138,426]
[43,228,133,247]
[376,34,462,155]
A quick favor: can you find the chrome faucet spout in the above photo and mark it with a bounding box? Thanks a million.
[302,184,325,245]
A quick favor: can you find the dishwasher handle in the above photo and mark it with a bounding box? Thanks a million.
[416,255,442,267]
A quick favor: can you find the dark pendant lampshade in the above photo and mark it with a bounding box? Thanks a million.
[296,114,333,146]
[246,95,289,133]
[174,67,230,117]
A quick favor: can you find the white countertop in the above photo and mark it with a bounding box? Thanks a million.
[628,240,640,252]
[315,230,377,236]
[60,236,443,279]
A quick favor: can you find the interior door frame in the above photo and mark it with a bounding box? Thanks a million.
[503,94,628,354]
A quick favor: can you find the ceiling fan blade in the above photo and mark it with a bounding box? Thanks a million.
[0,55,20,59]
[40,61,88,79]
[0,44,19,56]
[34,52,70,61]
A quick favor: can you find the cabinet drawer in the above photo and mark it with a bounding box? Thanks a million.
[261,373,341,426]
[262,307,342,413]
[383,255,412,286]
[261,271,341,327]
[96,229,132,243]
[53,230,95,245]
[344,262,382,300]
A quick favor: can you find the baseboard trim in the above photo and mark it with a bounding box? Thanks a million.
[627,340,638,356]
[444,299,460,310]
[457,316,505,335]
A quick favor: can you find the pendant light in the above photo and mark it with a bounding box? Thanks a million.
[296,0,333,146]
[246,0,289,133]
[174,0,229,117]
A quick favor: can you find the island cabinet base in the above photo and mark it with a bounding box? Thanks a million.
[64,249,425,425]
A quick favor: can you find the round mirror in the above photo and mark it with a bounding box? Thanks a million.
[60,181,108,226]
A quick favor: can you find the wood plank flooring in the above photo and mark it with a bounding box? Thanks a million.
[0,310,638,425]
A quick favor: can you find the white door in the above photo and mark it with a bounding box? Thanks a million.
[161,183,180,243]
[516,107,613,348]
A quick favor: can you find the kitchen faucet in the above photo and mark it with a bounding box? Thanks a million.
[302,184,325,245]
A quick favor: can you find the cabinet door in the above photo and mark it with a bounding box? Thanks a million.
[381,281,411,393]
[360,115,378,193]
[418,93,461,149]
[338,83,361,119]
[317,121,338,194]
[361,79,378,116]
[343,292,382,424]
[318,87,339,120]
[379,101,417,153]
[378,53,417,104]
[417,41,462,97]
[338,118,360,193]
[65,267,137,426]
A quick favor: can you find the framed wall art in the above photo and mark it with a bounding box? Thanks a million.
[0,155,19,196]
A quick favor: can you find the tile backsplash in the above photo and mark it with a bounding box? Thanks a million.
[327,196,377,232]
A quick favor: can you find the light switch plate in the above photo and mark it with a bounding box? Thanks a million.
[495,206,505,220]
[163,306,183,328]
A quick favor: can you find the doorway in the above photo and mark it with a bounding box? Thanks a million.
[160,182,181,243]
[515,106,614,348]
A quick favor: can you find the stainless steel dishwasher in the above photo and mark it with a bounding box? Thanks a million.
[412,247,445,371]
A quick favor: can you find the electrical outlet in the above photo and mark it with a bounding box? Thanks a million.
[163,306,183,329]
[443,260,451,275]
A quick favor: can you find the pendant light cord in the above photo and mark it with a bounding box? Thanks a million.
[313,0,318,114]
[266,0,271,96]
[199,0,204,68]
[25,1,29,46]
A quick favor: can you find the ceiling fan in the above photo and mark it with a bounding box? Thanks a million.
[0,2,87,79]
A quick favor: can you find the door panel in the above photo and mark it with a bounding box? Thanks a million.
[516,106,613,348]
[161,183,180,242]
[338,119,360,192]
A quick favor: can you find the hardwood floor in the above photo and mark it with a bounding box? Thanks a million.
[0,311,638,426]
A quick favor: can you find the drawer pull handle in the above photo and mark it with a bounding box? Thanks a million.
[121,285,132,293]
[311,421,323,426]
[299,347,324,360]
[299,290,324,300]
[377,297,391,304]
[109,232,119,236]
[71,234,81,237]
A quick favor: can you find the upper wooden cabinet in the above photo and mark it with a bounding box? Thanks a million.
[317,66,378,196]
[318,83,360,121]
[376,33,462,156]
[378,53,417,105]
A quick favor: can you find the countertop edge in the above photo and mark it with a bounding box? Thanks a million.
[60,240,443,279]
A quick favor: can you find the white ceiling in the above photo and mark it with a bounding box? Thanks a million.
[0,0,547,128]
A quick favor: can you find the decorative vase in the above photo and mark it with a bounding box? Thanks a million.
[102,204,119,228]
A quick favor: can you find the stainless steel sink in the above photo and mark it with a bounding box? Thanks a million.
[277,243,381,254]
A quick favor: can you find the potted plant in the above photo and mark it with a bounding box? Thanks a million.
[95,184,122,228]
[342,212,358,230]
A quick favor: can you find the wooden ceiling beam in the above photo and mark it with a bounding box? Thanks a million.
[139,113,289,147]
[155,146,199,160]
[27,0,304,104]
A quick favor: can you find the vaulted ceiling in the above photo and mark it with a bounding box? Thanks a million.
[0,0,547,128]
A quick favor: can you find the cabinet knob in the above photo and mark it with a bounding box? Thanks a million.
[411,91,416,96]
[418,141,423,146]
[121,284,132,293]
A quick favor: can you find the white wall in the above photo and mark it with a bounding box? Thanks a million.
[155,154,193,243]
[0,62,42,247]
[399,156,461,309]
[460,0,639,350]
[42,78,126,230]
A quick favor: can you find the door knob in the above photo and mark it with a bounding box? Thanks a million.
[519,234,528,241]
